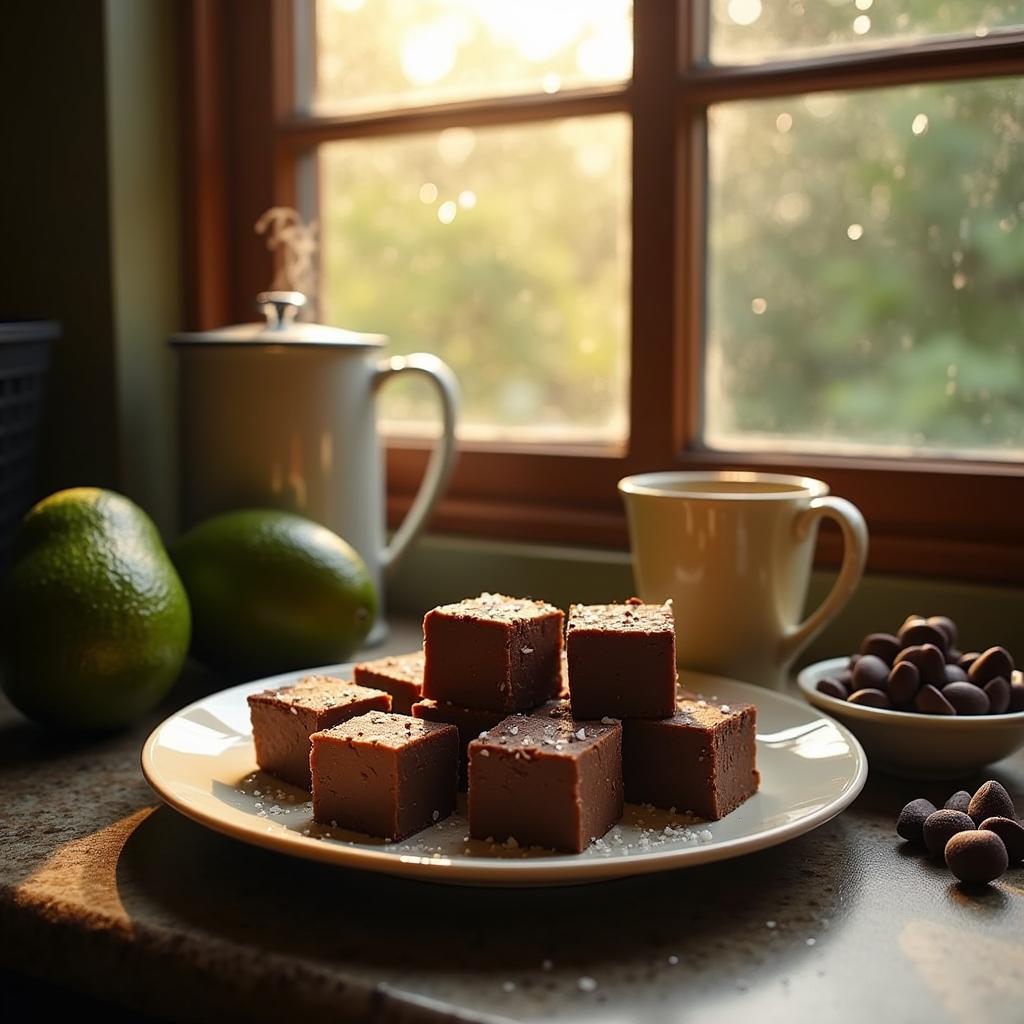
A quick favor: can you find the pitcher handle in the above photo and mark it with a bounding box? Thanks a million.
[374,353,459,576]
[780,496,869,664]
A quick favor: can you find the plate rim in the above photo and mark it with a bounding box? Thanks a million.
[142,664,868,885]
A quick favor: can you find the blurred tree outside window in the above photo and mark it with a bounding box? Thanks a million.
[707,78,1024,456]
[306,0,1023,456]
[313,0,632,445]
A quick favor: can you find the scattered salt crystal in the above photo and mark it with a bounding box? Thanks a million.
[721,704,731,712]
[504,836,519,849]
[806,938,816,946]
[521,646,534,655]
[668,955,680,966]
[575,728,586,740]
[577,976,598,992]
[510,726,519,735]
[766,920,777,929]
[524,736,534,744]
[479,731,488,739]
[289,706,298,715]
[600,716,620,725]
[432,809,440,821]
[479,749,490,757]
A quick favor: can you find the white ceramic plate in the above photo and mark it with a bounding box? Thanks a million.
[142,665,867,886]
[798,657,1024,780]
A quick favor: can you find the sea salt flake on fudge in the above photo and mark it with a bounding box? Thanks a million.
[411,699,506,790]
[422,593,564,712]
[353,650,424,715]
[467,701,622,853]
[622,693,759,819]
[247,675,391,789]
[310,711,458,840]
[566,598,676,719]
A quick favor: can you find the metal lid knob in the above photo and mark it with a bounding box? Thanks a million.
[257,291,306,329]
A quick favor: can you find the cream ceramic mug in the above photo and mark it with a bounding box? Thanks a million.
[618,471,868,689]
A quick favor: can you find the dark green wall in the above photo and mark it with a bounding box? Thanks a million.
[0,1,120,496]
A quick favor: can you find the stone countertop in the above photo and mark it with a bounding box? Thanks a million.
[2,622,1022,1024]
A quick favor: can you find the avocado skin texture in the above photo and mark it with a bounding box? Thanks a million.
[171,508,377,679]
[1,488,191,732]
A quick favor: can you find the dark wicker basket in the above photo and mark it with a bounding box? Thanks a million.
[0,320,57,564]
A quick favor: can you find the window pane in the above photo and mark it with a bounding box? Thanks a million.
[318,115,630,443]
[709,1,1024,66]
[705,78,1024,458]
[313,0,632,114]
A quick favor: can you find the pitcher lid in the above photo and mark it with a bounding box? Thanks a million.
[170,292,386,348]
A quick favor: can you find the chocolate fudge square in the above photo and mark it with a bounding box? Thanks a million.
[412,699,506,790]
[310,711,458,840]
[423,593,563,712]
[248,676,391,789]
[623,694,759,819]
[353,650,424,715]
[467,701,622,853]
[558,651,570,698]
[566,598,676,719]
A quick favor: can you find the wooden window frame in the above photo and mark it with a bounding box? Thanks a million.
[179,0,1024,583]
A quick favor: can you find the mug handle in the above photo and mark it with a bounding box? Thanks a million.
[374,353,459,576]
[780,496,869,665]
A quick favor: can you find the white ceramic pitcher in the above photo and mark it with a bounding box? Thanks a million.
[171,292,459,641]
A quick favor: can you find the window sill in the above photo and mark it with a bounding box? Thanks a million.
[387,534,1023,668]
[387,442,1024,584]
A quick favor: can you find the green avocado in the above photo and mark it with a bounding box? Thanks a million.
[1,488,191,731]
[170,509,377,678]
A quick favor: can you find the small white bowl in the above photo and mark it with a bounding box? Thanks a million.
[797,657,1024,779]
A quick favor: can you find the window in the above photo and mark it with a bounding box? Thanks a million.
[706,76,1024,458]
[180,1,1024,582]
